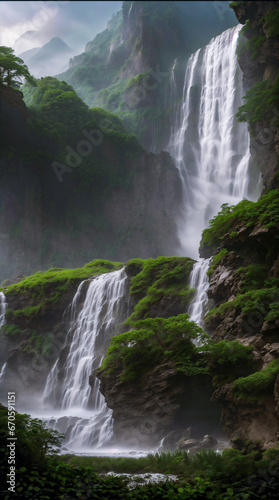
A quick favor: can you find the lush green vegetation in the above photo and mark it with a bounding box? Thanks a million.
[236,76,279,124]
[205,286,279,325]
[229,1,243,7]
[200,190,279,253]
[1,404,279,499]
[22,76,142,205]
[207,340,256,384]
[232,359,279,400]
[261,7,279,38]
[237,264,268,292]
[125,256,195,322]
[0,46,35,88]
[1,260,123,325]
[99,314,208,382]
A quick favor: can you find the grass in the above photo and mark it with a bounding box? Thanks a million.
[59,447,278,483]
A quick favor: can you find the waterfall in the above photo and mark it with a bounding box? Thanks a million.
[42,268,129,451]
[188,258,211,327]
[0,291,7,327]
[169,25,261,258]
[0,362,7,384]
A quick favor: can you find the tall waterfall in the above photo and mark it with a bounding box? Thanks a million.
[43,268,129,451]
[169,25,261,258]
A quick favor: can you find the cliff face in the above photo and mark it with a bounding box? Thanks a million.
[232,1,279,192]
[0,86,182,281]
[58,1,236,151]
[199,189,279,449]
[99,361,221,447]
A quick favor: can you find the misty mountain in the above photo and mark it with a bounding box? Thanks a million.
[19,46,40,62]
[21,37,73,77]
[57,1,237,151]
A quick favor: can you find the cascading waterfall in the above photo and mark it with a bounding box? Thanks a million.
[169,25,261,259]
[0,291,7,327]
[188,258,211,327]
[42,268,129,451]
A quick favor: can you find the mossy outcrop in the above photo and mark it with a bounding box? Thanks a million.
[232,1,279,191]
[199,189,279,448]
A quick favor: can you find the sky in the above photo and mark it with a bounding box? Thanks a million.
[0,1,122,55]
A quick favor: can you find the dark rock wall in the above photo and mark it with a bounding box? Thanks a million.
[0,87,183,281]
[233,1,279,192]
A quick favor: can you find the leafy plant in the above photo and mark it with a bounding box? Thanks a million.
[99,314,206,383]
[232,359,279,399]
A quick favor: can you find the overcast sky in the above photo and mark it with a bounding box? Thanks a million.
[0,1,122,54]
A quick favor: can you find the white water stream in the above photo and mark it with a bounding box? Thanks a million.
[188,258,211,327]
[169,25,261,259]
[41,268,129,452]
[0,291,7,327]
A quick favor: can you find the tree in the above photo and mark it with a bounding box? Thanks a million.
[0,46,36,88]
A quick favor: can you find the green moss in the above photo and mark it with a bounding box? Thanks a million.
[1,260,123,323]
[261,7,279,38]
[125,256,195,322]
[0,324,22,336]
[21,331,53,356]
[237,264,267,292]
[10,305,43,320]
[205,287,279,325]
[232,359,279,399]
[229,1,243,7]
[200,190,279,253]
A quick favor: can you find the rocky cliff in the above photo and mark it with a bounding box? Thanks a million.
[199,188,279,449]
[58,1,236,151]
[232,0,279,192]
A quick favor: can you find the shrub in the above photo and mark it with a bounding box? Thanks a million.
[99,314,207,383]
[236,77,279,124]
[207,340,255,384]
[126,256,195,322]
[200,190,279,253]
[232,359,279,399]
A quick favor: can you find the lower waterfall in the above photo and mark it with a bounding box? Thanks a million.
[41,268,129,452]
[188,258,211,327]
[0,291,7,327]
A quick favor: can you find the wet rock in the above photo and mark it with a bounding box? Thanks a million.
[178,439,199,450]
[161,427,192,451]
[199,434,218,449]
